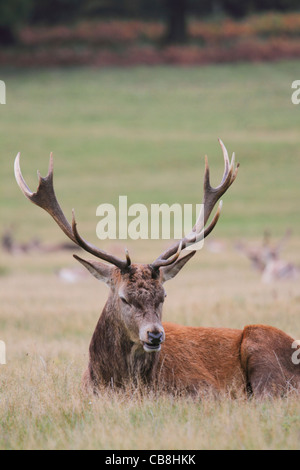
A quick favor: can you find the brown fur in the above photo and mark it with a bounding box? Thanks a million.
[240,325,300,396]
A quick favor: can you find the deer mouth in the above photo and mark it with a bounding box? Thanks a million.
[142,342,161,353]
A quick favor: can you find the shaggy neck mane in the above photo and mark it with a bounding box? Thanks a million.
[88,298,160,389]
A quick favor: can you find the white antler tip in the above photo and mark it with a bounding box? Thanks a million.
[71,209,77,231]
[14,152,20,168]
[218,138,226,149]
[14,152,34,196]
[124,248,131,266]
[231,152,235,167]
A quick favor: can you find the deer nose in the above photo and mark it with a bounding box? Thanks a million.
[147,331,163,346]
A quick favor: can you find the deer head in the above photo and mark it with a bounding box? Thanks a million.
[14,140,239,355]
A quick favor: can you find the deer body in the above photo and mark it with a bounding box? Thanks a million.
[86,318,300,396]
[14,141,300,397]
[84,319,245,393]
[82,263,299,396]
[160,323,244,393]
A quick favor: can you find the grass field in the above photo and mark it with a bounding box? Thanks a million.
[0,61,300,450]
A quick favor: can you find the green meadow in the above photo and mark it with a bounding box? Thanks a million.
[2,61,300,239]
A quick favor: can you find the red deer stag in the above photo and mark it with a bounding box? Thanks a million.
[14,141,300,397]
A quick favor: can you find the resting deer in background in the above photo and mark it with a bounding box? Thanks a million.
[14,140,300,397]
[235,230,299,283]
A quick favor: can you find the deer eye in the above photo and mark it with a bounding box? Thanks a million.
[120,295,130,305]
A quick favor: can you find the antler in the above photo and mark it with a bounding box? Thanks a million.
[151,139,239,269]
[14,152,131,271]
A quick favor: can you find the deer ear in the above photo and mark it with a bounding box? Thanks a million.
[73,254,114,285]
[160,251,196,283]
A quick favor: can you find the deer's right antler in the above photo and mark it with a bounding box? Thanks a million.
[151,139,239,269]
[14,153,131,271]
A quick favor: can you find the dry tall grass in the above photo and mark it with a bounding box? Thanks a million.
[1,244,299,450]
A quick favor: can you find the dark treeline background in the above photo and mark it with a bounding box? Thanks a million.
[0,0,299,45]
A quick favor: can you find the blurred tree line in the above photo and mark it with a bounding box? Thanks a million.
[0,0,299,45]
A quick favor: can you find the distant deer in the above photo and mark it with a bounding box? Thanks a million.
[236,229,299,283]
[14,141,300,397]
[1,226,80,255]
[1,227,40,254]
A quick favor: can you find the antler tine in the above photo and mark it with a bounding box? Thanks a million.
[218,138,230,185]
[151,241,182,270]
[203,140,238,227]
[152,140,239,268]
[14,152,34,198]
[178,200,223,250]
[198,200,223,241]
[15,152,77,244]
[71,210,128,270]
[125,248,132,267]
[14,153,129,271]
